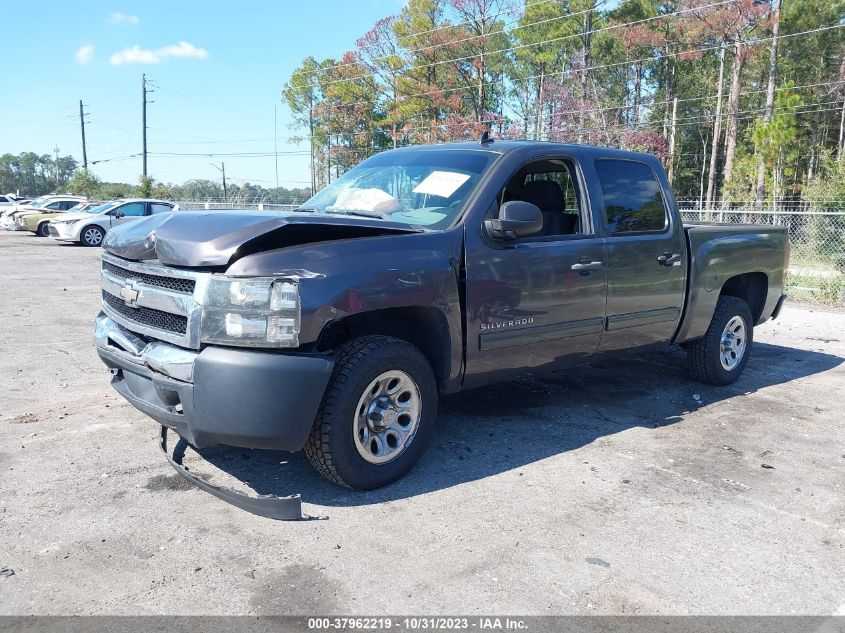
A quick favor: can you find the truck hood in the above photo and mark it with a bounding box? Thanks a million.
[102,210,423,267]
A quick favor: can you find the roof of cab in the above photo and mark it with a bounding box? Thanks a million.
[388,139,658,162]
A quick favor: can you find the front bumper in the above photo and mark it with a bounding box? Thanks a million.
[94,314,334,451]
[48,221,81,241]
[2,218,23,230]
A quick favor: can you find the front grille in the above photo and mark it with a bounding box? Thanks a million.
[103,260,195,294]
[102,291,188,335]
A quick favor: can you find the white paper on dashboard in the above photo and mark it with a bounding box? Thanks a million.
[412,171,471,198]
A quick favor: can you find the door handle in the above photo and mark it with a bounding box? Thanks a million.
[657,252,682,266]
[571,260,602,272]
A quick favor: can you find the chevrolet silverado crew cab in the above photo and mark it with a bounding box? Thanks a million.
[94,140,787,516]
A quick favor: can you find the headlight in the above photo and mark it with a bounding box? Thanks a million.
[200,276,300,347]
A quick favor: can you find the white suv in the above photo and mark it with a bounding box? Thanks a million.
[48,198,181,246]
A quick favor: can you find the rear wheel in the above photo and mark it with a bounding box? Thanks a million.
[305,335,437,489]
[37,222,50,237]
[687,295,753,386]
[81,225,105,247]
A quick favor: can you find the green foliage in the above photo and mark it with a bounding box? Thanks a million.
[66,170,102,199]
[0,152,78,196]
[137,175,154,199]
[804,154,845,212]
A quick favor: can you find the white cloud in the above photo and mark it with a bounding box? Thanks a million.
[108,11,139,25]
[109,41,208,65]
[75,44,95,65]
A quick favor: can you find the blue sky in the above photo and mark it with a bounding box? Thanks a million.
[2,0,403,190]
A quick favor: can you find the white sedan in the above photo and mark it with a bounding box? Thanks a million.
[48,198,181,246]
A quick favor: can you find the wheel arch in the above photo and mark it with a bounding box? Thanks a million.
[719,272,768,325]
[316,306,452,394]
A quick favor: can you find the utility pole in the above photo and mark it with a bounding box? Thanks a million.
[274,105,279,192]
[212,162,228,201]
[142,73,148,178]
[79,100,88,170]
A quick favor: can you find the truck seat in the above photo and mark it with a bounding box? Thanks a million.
[521,180,574,236]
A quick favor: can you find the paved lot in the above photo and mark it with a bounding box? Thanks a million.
[0,230,843,615]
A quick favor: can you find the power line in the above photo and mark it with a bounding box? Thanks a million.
[336,0,618,77]
[314,0,736,90]
[315,21,845,113]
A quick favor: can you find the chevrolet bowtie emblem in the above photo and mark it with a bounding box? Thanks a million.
[120,281,140,307]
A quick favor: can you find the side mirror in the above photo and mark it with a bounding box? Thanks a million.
[114,209,125,219]
[484,201,543,240]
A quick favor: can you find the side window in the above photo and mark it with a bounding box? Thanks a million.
[150,203,173,214]
[46,202,63,210]
[498,158,585,238]
[595,159,668,234]
[61,201,79,210]
[0,197,8,203]
[119,202,146,217]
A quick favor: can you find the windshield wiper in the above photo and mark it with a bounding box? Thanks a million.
[295,206,318,213]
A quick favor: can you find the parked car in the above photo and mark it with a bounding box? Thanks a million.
[0,195,58,228]
[0,194,29,209]
[48,198,181,246]
[93,140,788,518]
[13,196,88,235]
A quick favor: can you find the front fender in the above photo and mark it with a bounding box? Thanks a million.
[226,229,465,384]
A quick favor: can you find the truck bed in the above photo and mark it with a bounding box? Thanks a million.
[674,222,788,343]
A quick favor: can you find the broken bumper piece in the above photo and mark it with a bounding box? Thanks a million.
[160,426,321,521]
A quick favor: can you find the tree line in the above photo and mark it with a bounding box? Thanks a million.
[283,0,845,209]
[0,152,312,205]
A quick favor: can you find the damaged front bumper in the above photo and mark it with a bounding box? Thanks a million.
[94,314,335,518]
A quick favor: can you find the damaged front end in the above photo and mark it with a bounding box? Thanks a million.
[95,313,333,520]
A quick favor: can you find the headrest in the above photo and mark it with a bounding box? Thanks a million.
[521,179,563,212]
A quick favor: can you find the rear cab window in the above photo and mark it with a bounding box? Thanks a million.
[595,158,668,234]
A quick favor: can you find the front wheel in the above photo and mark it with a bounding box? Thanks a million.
[687,295,753,386]
[37,222,51,237]
[81,225,105,247]
[305,335,438,489]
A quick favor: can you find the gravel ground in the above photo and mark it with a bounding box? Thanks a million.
[0,231,843,616]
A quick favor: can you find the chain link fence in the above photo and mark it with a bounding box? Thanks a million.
[679,207,845,305]
[174,198,845,305]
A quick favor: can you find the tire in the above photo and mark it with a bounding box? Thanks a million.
[305,335,438,489]
[81,225,105,247]
[37,222,50,237]
[687,295,754,386]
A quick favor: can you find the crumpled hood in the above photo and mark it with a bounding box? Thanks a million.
[102,210,421,267]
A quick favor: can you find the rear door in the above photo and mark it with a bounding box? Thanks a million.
[590,157,687,352]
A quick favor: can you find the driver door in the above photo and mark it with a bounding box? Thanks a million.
[463,156,607,388]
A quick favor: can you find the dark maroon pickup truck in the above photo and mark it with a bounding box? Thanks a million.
[94,140,788,518]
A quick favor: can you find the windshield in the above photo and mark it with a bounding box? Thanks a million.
[27,197,51,209]
[86,201,120,214]
[298,148,498,229]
